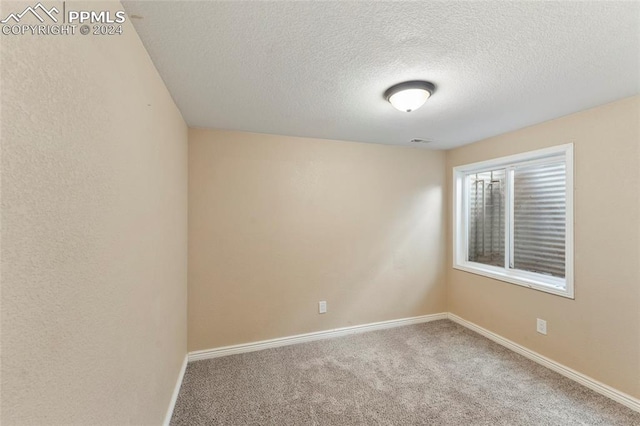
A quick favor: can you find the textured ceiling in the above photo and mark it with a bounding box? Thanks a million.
[123,1,640,149]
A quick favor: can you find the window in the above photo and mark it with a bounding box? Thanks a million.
[453,144,574,298]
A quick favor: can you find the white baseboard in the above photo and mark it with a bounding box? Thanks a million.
[163,354,188,426]
[188,312,448,362]
[447,313,640,413]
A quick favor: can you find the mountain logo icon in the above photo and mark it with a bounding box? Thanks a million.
[1,2,60,24]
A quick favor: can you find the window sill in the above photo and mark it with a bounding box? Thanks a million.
[453,261,574,299]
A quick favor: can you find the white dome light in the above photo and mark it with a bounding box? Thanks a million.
[384,81,436,113]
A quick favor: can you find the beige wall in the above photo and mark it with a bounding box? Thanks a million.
[188,129,446,351]
[446,96,640,398]
[1,2,188,424]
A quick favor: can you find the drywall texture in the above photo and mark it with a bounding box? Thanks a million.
[446,96,640,399]
[189,129,446,351]
[1,2,188,424]
[124,1,640,149]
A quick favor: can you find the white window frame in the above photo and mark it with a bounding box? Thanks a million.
[453,144,574,299]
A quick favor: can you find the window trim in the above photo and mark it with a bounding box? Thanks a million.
[453,144,574,299]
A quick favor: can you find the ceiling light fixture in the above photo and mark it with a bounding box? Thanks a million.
[384,81,436,112]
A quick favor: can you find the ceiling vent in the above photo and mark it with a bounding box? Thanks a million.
[409,138,432,144]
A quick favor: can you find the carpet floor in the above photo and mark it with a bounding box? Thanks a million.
[171,320,640,425]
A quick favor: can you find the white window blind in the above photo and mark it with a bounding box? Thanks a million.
[468,169,505,268]
[513,161,566,278]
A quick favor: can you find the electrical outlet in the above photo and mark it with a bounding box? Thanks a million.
[318,301,327,314]
[536,318,547,335]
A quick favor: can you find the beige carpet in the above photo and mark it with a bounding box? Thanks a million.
[171,320,640,425]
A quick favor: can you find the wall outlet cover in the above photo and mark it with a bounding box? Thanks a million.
[536,318,547,335]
